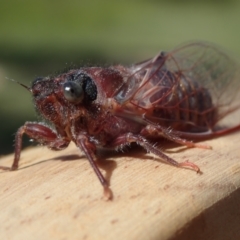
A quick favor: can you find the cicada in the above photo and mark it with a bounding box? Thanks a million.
[1,41,240,199]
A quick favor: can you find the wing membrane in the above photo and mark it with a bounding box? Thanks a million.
[115,42,240,130]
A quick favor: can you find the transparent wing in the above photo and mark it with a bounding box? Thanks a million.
[165,42,240,119]
[115,41,240,131]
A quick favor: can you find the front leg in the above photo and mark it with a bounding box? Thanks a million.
[76,134,112,200]
[0,122,70,171]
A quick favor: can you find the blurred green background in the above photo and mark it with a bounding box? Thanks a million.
[1,0,240,156]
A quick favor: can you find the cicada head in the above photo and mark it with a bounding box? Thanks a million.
[31,70,97,126]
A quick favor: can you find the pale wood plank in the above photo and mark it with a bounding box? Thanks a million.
[0,131,240,240]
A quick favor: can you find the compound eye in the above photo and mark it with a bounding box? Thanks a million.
[63,81,84,103]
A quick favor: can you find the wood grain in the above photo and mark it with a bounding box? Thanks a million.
[0,132,240,240]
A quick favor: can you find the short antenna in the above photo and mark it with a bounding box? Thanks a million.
[5,77,32,92]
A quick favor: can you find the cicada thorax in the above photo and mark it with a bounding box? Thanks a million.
[82,67,127,100]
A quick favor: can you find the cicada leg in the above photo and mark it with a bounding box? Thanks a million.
[141,118,212,150]
[76,134,112,200]
[0,122,70,171]
[110,132,200,173]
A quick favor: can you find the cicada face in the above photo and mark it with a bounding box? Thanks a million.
[31,70,98,126]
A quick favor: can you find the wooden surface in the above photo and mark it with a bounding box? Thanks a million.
[0,132,240,240]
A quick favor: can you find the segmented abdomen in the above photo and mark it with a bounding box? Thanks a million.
[129,69,218,131]
[151,70,217,130]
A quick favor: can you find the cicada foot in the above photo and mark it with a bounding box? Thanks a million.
[187,142,212,150]
[0,166,12,171]
[168,138,212,150]
[178,160,201,174]
[103,186,113,201]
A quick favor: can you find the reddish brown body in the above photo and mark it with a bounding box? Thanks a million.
[1,42,240,199]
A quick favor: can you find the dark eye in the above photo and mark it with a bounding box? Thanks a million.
[63,81,84,103]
